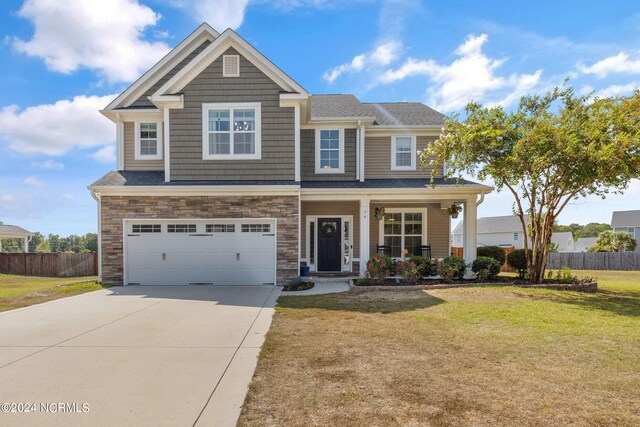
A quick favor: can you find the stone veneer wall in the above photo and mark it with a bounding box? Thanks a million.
[100,195,299,285]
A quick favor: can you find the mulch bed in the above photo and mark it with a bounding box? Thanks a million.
[351,277,597,293]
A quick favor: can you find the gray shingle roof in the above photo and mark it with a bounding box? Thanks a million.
[0,224,32,236]
[90,171,297,187]
[310,94,445,127]
[611,210,640,228]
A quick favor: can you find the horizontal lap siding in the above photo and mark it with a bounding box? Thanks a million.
[369,203,449,259]
[301,202,360,260]
[301,129,357,181]
[123,122,165,171]
[365,136,439,179]
[170,47,295,181]
[130,39,212,108]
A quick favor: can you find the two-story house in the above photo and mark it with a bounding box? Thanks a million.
[89,24,491,285]
[611,209,640,252]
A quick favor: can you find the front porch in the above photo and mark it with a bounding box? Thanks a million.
[300,186,486,275]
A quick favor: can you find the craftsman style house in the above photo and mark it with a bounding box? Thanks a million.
[89,23,491,285]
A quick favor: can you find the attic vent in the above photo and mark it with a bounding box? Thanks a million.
[223,55,240,77]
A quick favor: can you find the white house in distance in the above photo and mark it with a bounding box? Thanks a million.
[575,237,597,252]
[452,215,576,252]
[0,222,32,252]
[611,209,640,252]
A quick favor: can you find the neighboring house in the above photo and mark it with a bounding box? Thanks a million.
[0,222,32,252]
[452,215,575,252]
[575,237,597,252]
[89,24,491,286]
[611,210,640,252]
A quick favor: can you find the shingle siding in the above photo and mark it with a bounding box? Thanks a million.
[169,47,295,181]
[123,121,165,171]
[364,136,439,179]
[300,128,357,181]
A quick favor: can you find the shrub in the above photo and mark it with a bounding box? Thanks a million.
[396,259,421,285]
[365,255,393,285]
[405,255,432,277]
[547,266,576,284]
[507,249,529,279]
[471,256,501,282]
[354,277,369,286]
[476,246,506,265]
[437,256,467,282]
[283,277,314,291]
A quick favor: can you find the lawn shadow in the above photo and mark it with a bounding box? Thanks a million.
[277,289,445,314]
[524,288,640,317]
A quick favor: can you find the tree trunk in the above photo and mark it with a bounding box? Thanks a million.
[528,213,554,283]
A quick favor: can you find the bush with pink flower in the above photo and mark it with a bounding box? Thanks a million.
[395,258,421,285]
[365,255,393,285]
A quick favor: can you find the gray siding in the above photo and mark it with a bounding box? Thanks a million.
[301,128,357,181]
[123,121,164,171]
[170,47,295,181]
[301,201,360,259]
[365,135,440,179]
[614,227,640,251]
[130,40,212,108]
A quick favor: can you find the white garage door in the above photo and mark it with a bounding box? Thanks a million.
[124,219,276,285]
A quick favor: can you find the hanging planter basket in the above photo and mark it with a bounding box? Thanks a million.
[374,207,386,221]
[447,204,462,218]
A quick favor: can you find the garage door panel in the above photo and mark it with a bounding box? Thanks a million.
[125,220,276,286]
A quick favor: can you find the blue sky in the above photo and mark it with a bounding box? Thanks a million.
[0,0,639,236]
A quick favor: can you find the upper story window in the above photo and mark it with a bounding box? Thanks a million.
[202,102,262,160]
[315,129,344,174]
[135,121,162,160]
[391,135,416,170]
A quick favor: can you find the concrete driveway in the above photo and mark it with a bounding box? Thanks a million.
[0,285,280,427]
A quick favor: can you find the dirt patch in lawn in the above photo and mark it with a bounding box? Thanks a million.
[238,283,640,426]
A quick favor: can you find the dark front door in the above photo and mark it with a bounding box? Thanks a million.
[317,218,342,272]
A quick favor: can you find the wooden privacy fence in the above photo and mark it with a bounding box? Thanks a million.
[0,253,98,277]
[547,252,640,271]
[451,247,515,273]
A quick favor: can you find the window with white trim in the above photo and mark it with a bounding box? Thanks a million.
[514,232,519,241]
[132,224,161,233]
[315,129,344,173]
[242,224,271,233]
[206,224,235,233]
[202,103,261,160]
[391,136,416,170]
[628,228,636,238]
[168,224,196,233]
[383,212,423,258]
[135,121,162,160]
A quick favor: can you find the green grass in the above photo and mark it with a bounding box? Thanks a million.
[0,274,105,312]
[239,270,640,426]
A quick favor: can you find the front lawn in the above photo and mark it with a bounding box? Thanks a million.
[0,274,104,312]
[239,270,640,426]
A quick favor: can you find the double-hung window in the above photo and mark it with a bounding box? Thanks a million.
[391,135,416,170]
[202,102,261,160]
[315,129,344,173]
[135,121,162,160]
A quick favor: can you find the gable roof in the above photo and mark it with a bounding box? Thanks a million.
[104,23,219,111]
[0,224,32,236]
[310,95,445,126]
[152,28,308,100]
[611,210,640,228]
[453,215,529,235]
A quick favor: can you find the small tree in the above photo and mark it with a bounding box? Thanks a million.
[422,86,640,282]
[35,240,51,253]
[589,231,637,252]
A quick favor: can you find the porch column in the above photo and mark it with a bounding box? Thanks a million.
[24,236,29,253]
[359,198,370,275]
[463,197,477,265]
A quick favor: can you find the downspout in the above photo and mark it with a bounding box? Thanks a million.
[476,192,485,207]
[356,120,361,181]
[90,190,102,282]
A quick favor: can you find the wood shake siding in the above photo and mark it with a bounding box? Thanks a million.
[301,129,357,181]
[369,203,450,258]
[130,39,212,108]
[169,47,295,181]
[123,122,164,171]
[301,201,360,259]
[364,136,439,179]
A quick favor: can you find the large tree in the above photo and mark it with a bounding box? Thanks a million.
[422,86,640,282]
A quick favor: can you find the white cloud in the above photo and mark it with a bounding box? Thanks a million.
[13,0,170,82]
[23,175,44,186]
[0,94,116,156]
[168,0,251,30]
[32,160,64,171]
[577,52,640,79]
[596,81,639,98]
[379,34,542,112]
[93,145,116,164]
[324,41,403,83]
